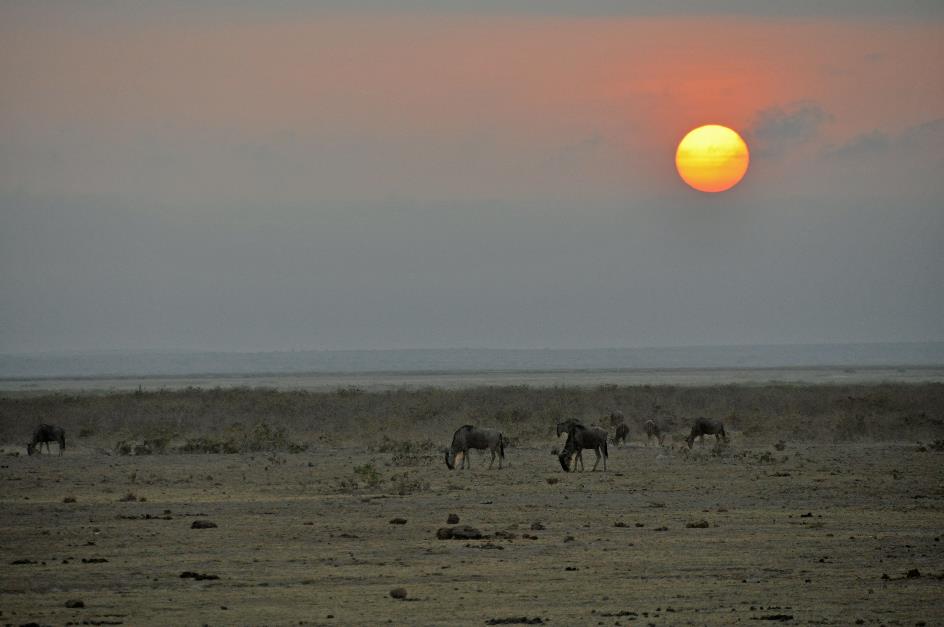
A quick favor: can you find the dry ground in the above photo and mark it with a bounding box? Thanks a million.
[1,438,942,626]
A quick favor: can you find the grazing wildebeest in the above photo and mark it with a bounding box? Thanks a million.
[558,423,608,472]
[644,419,665,446]
[444,425,505,470]
[613,423,630,447]
[556,419,588,466]
[27,424,66,456]
[685,417,727,449]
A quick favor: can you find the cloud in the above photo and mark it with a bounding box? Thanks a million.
[747,102,832,158]
[825,130,890,159]
[826,118,943,160]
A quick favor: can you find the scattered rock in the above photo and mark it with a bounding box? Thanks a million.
[63,497,77,503]
[563,535,575,543]
[546,477,559,485]
[447,513,460,524]
[614,521,628,528]
[564,566,578,571]
[654,526,668,532]
[686,519,710,529]
[485,618,544,625]
[65,599,85,608]
[81,558,108,563]
[755,614,794,621]
[799,512,813,518]
[907,568,921,578]
[437,525,483,540]
[191,520,218,529]
[467,542,504,550]
[530,522,545,531]
[389,517,407,525]
[774,441,786,451]
[180,571,220,581]
[10,559,37,565]
[389,587,407,600]
[493,530,516,540]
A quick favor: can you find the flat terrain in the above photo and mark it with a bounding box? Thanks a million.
[2,439,942,626]
[3,365,944,394]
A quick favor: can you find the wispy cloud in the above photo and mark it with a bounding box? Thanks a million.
[747,102,832,158]
[826,118,943,160]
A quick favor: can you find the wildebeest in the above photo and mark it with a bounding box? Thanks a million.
[556,419,588,466]
[27,424,66,456]
[685,417,727,449]
[644,419,665,446]
[613,423,630,447]
[558,423,608,472]
[444,425,505,470]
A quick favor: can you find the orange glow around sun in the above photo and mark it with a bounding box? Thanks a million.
[675,125,749,193]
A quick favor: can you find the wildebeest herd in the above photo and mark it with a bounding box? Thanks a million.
[444,415,728,472]
[25,415,728,472]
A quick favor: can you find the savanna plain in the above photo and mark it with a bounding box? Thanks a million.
[1,383,943,626]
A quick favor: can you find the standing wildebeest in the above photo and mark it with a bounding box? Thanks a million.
[685,417,727,449]
[27,424,66,456]
[444,425,505,470]
[558,423,608,472]
[613,423,630,447]
[644,419,665,446]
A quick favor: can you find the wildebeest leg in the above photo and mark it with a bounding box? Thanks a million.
[591,448,601,471]
[488,449,495,469]
[577,451,585,472]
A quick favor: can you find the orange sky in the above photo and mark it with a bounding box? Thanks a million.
[1,5,942,351]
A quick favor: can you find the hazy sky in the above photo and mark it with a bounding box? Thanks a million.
[1,2,942,352]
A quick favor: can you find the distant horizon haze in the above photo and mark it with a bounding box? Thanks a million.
[3,342,943,380]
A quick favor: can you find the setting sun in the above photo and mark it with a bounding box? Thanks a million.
[675,125,750,193]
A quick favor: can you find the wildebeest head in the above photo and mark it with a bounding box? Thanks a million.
[444,448,454,470]
[558,450,576,472]
[685,434,695,449]
[444,448,465,470]
[26,442,36,456]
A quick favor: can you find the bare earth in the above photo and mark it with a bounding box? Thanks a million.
[2,439,942,626]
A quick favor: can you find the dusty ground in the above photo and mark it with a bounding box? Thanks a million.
[1,438,942,626]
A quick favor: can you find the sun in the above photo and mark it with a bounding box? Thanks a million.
[675,124,749,193]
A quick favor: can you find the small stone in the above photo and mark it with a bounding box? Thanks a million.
[389,518,407,525]
[191,520,218,529]
[530,522,545,531]
[64,599,84,608]
[447,513,460,524]
[390,587,407,600]
[686,519,710,529]
[63,497,77,503]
